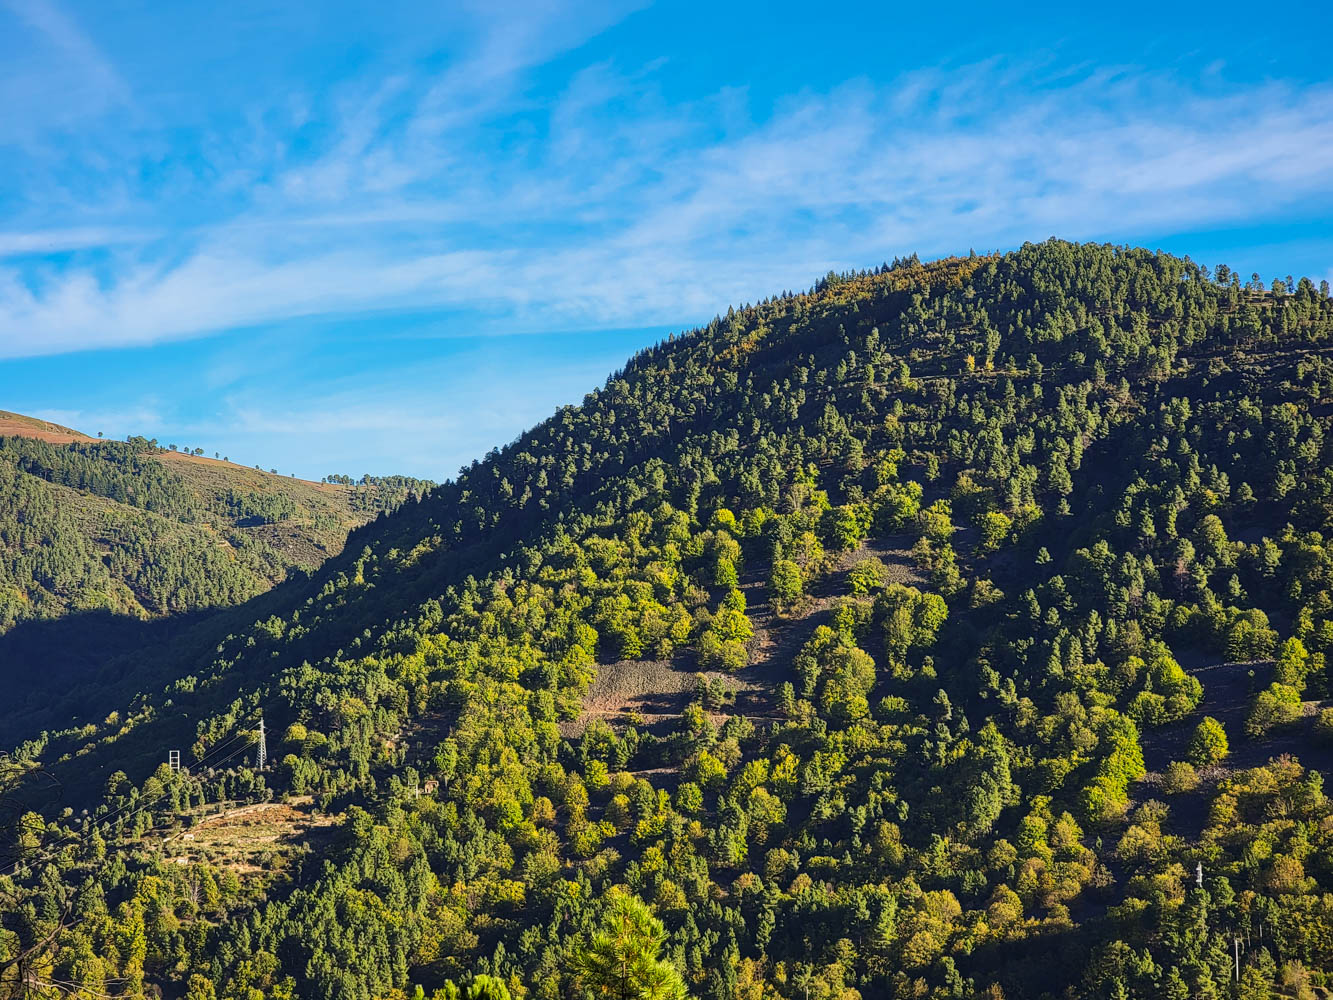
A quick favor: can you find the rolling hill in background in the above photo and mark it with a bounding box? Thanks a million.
[5,240,1333,1000]
[0,410,431,734]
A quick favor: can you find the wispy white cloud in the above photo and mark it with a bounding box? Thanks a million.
[0,226,151,256]
[2,29,1332,359]
[0,0,130,136]
[1,0,128,97]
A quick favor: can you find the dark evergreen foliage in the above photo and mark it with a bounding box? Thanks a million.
[5,240,1333,999]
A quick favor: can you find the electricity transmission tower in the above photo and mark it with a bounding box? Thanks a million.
[255,716,267,771]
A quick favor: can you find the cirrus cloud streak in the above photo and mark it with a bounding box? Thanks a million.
[2,41,1332,358]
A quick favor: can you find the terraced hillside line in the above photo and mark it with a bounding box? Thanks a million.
[736,533,923,718]
[1136,655,1333,845]
[562,534,923,735]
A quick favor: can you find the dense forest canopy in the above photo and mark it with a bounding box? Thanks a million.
[5,240,1333,1000]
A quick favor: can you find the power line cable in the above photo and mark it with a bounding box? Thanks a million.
[1,706,276,880]
[1,734,261,880]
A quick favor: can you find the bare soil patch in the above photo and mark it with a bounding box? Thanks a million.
[560,658,723,736]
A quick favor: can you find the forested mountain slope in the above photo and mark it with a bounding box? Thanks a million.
[6,241,1333,1000]
[0,414,430,731]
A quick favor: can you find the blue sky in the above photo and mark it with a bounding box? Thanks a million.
[1,0,1331,480]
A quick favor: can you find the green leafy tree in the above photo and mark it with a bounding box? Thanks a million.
[1189,716,1229,765]
[1274,637,1310,690]
[769,559,803,612]
[1246,682,1303,737]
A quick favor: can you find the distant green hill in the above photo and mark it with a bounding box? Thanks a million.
[0,417,431,721]
[5,242,1333,1000]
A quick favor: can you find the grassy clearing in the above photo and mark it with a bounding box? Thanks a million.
[162,795,341,879]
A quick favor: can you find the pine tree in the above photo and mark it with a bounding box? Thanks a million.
[573,892,688,1000]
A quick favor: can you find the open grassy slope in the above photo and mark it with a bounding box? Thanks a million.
[0,407,411,573]
[0,411,93,444]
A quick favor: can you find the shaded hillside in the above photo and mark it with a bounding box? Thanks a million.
[6,242,1333,1000]
[0,414,431,715]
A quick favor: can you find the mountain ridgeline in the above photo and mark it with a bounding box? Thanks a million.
[6,241,1333,1000]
